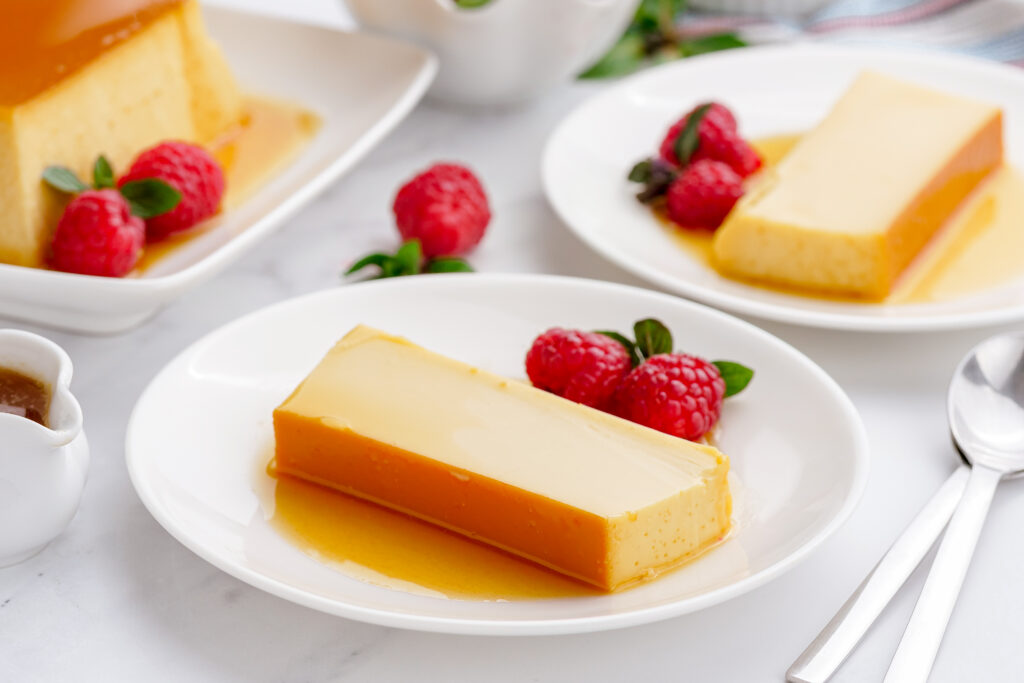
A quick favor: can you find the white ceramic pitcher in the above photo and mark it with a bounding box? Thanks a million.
[344,0,641,106]
[0,330,88,566]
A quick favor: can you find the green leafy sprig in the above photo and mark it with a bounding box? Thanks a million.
[626,101,715,203]
[628,157,678,204]
[42,156,181,219]
[674,103,710,166]
[596,317,753,397]
[346,239,474,280]
[581,0,746,80]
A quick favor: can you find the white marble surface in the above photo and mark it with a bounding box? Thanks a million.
[3,1,1024,681]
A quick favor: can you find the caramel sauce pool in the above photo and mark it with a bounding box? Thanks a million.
[664,134,1024,304]
[133,96,320,274]
[264,455,733,600]
[0,367,50,426]
[268,467,601,600]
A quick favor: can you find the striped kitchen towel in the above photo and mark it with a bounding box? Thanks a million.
[684,0,1024,65]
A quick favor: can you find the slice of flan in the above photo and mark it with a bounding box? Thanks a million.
[0,0,241,267]
[273,326,732,591]
[712,72,1003,299]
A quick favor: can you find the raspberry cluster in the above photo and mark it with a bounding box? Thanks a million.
[45,141,225,278]
[525,318,752,442]
[629,101,762,230]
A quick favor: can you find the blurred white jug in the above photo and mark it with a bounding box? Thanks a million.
[344,0,641,106]
[0,330,88,566]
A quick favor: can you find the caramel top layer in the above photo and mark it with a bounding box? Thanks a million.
[0,0,181,107]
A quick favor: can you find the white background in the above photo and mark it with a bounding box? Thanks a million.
[2,1,1023,681]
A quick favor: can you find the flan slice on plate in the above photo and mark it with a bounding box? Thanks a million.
[273,326,732,591]
[712,71,1003,299]
[0,0,241,267]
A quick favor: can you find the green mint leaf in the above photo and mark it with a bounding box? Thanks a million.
[633,318,673,359]
[579,32,646,79]
[678,33,746,58]
[633,0,661,30]
[674,103,712,166]
[633,0,684,33]
[628,159,653,183]
[395,239,423,276]
[119,179,181,219]
[379,259,402,279]
[42,166,89,194]
[92,156,115,189]
[595,331,643,368]
[346,241,442,280]
[634,159,677,204]
[657,0,685,33]
[713,360,754,398]
[582,0,743,82]
[454,0,491,7]
[425,258,474,274]
[345,253,393,276]
[346,241,474,280]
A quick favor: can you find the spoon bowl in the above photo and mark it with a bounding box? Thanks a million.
[885,331,1024,683]
[948,332,1024,475]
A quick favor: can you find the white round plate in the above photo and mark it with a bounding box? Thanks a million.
[543,44,1024,332]
[126,274,868,635]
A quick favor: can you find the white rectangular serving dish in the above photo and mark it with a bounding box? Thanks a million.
[0,6,435,334]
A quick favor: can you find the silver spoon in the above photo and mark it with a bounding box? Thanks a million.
[883,332,1024,683]
[786,464,969,683]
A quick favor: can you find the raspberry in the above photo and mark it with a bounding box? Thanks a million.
[49,190,145,277]
[526,328,632,409]
[665,159,744,230]
[119,141,225,241]
[659,103,762,177]
[658,103,736,163]
[393,163,490,258]
[613,354,726,441]
[693,136,762,177]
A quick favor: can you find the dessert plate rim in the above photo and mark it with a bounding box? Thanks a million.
[542,43,1024,332]
[125,273,869,635]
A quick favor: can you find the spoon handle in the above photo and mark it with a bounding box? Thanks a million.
[786,465,970,683]
[883,463,1002,683]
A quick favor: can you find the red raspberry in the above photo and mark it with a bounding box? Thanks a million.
[659,103,736,163]
[658,103,762,177]
[49,190,145,278]
[613,354,726,441]
[119,141,225,241]
[393,163,490,258]
[526,328,632,409]
[693,136,762,177]
[665,159,744,230]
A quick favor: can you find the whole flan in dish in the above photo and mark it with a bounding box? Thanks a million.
[712,72,1004,299]
[273,326,732,592]
[0,0,241,267]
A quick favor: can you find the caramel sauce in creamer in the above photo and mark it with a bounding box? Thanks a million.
[664,135,1024,305]
[0,367,49,426]
[0,0,181,107]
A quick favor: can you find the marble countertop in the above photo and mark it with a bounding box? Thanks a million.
[2,1,1023,681]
